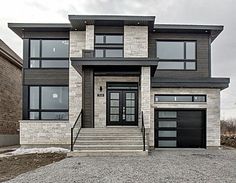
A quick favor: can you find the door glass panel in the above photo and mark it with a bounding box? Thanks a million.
[159,121,177,128]
[159,111,177,118]
[110,107,119,114]
[126,115,135,121]
[159,131,177,137]
[158,140,177,147]
[126,100,135,107]
[110,115,119,121]
[126,108,135,114]
[126,93,135,99]
[110,100,119,106]
[110,93,119,99]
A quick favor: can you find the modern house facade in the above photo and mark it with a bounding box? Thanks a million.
[0,39,22,146]
[9,15,229,154]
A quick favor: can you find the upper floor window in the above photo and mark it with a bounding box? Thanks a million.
[94,35,123,58]
[30,39,69,68]
[154,95,206,102]
[156,41,196,70]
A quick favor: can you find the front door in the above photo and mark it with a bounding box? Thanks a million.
[107,88,138,126]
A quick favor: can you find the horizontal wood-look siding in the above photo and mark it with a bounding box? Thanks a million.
[82,67,94,128]
[24,69,69,85]
[149,32,210,79]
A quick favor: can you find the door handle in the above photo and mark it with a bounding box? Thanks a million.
[123,107,126,120]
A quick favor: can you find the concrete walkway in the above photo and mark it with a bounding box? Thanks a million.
[5,149,236,183]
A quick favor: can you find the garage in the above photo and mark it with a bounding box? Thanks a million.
[155,109,206,148]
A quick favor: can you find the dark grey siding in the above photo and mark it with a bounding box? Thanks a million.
[23,31,69,39]
[24,69,69,85]
[82,67,94,128]
[95,26,124,34]
[149,33,210,79]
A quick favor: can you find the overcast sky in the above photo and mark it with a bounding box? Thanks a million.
[0,0,235,119]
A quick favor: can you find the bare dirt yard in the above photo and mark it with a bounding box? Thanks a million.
[0,153,66,182]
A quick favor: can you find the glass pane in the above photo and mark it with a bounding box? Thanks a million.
[126,115,135,121]
[158,140,176,147]
[41,87,68,110]
[110,115,119,121]
[158,62,184,70]
[110,107,119,114]
[159,111,177,118]
[194,96,206,102]
[159,121,177,128]
[30,87,39,109]
[42,40,69,58]
[95,35,104,44]
[30,40,40,58]
[157,41,184,59]
[105,49,123,57]
[126,108,135,114]
[105,35,123,44]
[41,112,68,120]
[95,49,104,57]
[175,96,192,102]
[159,131,177,137]
[155,96,175,102]
[126,100,135,107]
[41,60,69,68]
[186,62,196,70]
[29,112,39,120]
[186,42,196,59]
[110,100,119,107]
[126,93,135,99]
[110,93,119,99]
[30,60,40,68]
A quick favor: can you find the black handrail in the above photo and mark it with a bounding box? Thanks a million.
[71,109,83,151]
[141,111,146,151]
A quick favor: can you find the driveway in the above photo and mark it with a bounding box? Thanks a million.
[5,149,236,183]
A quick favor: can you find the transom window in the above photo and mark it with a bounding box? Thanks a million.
[155,95,206,102]
[95,35,123,58]
[156,41,196,70]
[29,86,69,120]
[30,39,69,68]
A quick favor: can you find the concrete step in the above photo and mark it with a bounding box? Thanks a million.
[73,144,148,150]
[68,150,148,157]
[79,133,141,136]
[75,140,143,145]
[78,136,143,140]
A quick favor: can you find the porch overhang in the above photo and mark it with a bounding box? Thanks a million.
[71,57,158,76]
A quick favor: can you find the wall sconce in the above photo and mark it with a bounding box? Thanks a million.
[99,86,103,92]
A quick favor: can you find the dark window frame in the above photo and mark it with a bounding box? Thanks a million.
[94,34,124,58]
[156,40,197,71]
[28,85,69,120]
[154,94,206,103]
[29,39,69,69]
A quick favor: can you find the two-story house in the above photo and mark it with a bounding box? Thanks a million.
[9,15,229,156]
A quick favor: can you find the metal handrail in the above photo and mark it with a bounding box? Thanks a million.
[141,111,146,151]
[71,109,83,151]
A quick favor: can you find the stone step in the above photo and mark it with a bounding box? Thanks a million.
[78,136,143,141]
[68,150,148,157]
[79,132,142,136]
[74,144,147,150]
[75,140,144,145]
[80,129,140,133]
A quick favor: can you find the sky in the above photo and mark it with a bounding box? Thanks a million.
[0,0,235,119]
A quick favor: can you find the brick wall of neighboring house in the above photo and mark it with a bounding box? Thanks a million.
[0,39,22,146]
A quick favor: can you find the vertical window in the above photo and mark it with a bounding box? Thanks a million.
[29,40,69,68]
[156,41,196,70]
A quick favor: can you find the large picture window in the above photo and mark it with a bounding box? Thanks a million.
[94,35,123,58]
[29,86,69,120]
[29,39,69,68]
[156,41,196,70]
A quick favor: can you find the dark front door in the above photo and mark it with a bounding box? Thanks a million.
[107,89,138,126]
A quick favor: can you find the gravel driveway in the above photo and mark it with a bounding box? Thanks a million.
[5,149,236,183]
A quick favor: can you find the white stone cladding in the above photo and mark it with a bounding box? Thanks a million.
[85,25,94,50]
[150,88,221,148]
[94,76,139,128]
[124,26,148,57]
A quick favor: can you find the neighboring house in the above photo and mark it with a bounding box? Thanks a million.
[0,39,22,147]
[9,15,229,155]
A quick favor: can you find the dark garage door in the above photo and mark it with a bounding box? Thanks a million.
[155,109,206,148]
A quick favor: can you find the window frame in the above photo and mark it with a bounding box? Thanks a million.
[154,94,207,103]
[28,85,69,120]
[94,34,124,58]
[156,40,197,71]
[29,39,69,69]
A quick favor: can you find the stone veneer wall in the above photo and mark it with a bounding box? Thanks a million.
[94,76,139,128]
[150,88,221,148]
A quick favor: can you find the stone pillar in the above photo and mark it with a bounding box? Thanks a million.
[140,67,151,128]
[85,25,94,50]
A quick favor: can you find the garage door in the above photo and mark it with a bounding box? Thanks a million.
[155,109,206,148]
